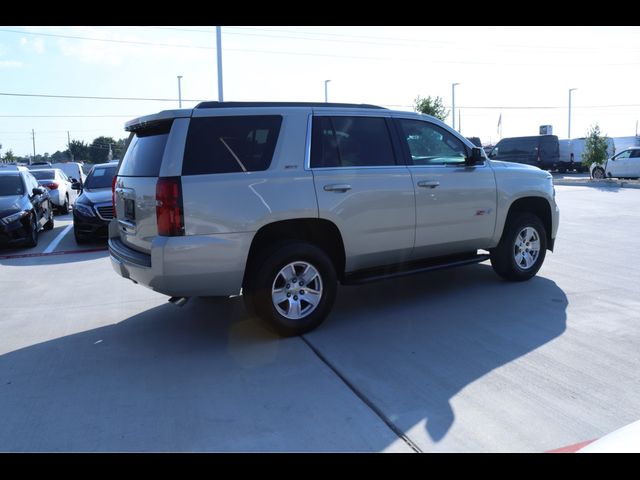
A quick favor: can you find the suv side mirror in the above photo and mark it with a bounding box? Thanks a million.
[465,147,484,166]
[71,181,82,191]
[32,187,44,195]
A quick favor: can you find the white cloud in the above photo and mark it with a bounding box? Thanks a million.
[0,60,23,68]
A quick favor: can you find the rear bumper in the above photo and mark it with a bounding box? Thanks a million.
[108,221,252,297]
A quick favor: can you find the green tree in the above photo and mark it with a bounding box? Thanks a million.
[414,95,449,121]
[51,150,70,162]
[69,140,90,162]
[582,124,610,168]
[113,137,128,160]
[2,149,16,163]
[89,136,117,163]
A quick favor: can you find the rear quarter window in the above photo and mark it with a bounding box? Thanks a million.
[182,115,282,175]
[118,122,172,177]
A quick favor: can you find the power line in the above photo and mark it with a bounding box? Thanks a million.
[0,91,205,102]
[0,115,134,118]
[0,28,215,50]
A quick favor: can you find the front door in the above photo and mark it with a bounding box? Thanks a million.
[310,115,415,272]
[394,118,497,259]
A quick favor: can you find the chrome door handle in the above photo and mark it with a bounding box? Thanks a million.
[417,180,440,188]
[324,184,352,192]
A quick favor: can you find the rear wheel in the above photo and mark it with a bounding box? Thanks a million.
[244,242,337,336]
[592,167,605,180]
[490,213,547,282]
[59,195,70,214]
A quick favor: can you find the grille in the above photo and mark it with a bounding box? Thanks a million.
[96,205,114,221]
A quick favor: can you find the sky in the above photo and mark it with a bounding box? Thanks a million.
[1,25,640,157]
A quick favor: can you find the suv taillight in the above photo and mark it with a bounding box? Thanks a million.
[156,177,185,236]
[112,175,117,218]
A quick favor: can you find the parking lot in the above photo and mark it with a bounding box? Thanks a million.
[1,184,639,452]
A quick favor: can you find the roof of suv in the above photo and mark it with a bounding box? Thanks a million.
[125,101,389,131]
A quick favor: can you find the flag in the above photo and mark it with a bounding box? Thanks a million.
[497,113,502,134]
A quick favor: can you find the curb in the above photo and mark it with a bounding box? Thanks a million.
[553,179,640,190]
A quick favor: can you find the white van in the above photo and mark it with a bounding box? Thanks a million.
[52,162,86,186]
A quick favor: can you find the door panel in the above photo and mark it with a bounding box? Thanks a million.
[410,165,497,258]
[313,168,415,271]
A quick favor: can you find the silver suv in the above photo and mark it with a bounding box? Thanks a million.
[109,102,560,336]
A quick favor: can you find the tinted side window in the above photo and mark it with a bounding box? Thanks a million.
[397,119,466,166]
[23,172,38,192]
[118,122,172,177]
[182,116,282,175]
[630,150,640,158]
[310,116,396,168]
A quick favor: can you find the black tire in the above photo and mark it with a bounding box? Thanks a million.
[557,165,567,174]
[74,226,89,244]
[244,242,337,336]
[592,167,605,180]
[43,203,54,230]
[490,212,547,282]
[59,195,69,214]
[24,214,39,248]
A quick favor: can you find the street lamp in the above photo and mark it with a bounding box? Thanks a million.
[177,76,183,108]
[324,79,331,103]
[568,88,577,139]
[452,83,460,131]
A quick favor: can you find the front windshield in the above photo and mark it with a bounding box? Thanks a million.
[84,166,117,189]
[0,175,24,196]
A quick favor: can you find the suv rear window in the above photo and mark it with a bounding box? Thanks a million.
[118,122,172,177]
[182,116,282,175]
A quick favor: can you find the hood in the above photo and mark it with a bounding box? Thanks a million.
[489,160,544,172]
[0,195,24,217]
[79,188,112,204]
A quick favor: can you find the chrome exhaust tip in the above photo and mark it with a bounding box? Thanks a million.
[168,296,190,307]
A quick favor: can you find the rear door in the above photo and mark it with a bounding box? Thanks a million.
[310,114,415,272]
[114,122,172,253]
[629,149,640,177]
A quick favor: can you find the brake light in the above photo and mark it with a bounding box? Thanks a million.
[156,177,184,236]
[112,175,117,218]
[45,182,59,190]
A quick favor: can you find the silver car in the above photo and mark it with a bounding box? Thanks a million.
[29,168,78,214]
[109,102,560,336]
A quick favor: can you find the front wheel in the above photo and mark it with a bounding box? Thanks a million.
[24,214,39,248]
[43,202,54,230]
[490,213,547,282]
[245,242,337,336]
[592,167,605,180]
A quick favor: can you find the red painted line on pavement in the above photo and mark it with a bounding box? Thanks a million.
[546,439,596,453]
[0,247,108,260]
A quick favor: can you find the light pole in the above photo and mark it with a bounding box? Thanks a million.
[177,76,183,108]
[452,83,460,131]
[324,80,331,103]
[216,26,224,102]
[568,88,577,139]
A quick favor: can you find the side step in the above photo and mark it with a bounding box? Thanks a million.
[342,252,490,286]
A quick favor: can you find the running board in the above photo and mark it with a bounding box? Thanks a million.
[342,253,490,285]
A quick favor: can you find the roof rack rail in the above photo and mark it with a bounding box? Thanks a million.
[194,101,386,110]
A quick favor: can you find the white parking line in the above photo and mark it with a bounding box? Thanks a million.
[43,224,73,254]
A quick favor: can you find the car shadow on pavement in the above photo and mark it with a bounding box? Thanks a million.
[0,296,405,452]
[305,263,568,447]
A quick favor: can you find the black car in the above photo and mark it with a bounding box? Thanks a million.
[0,168,54,247]
[488,135,560,171]
[73,162,118,243]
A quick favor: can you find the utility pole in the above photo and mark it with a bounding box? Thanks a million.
[108,143,113,161]
[31,129,36,164]
[452,83,460,130]
[67,131,74,161]
[177,75,183,108]
[568,88,577,139]
[216,26,224,102]
[324,79,331,103]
